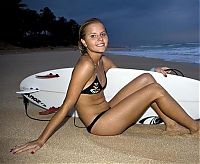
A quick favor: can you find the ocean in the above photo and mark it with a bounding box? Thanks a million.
[106,42,200,64]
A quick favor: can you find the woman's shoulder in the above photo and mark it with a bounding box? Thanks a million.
[102,55,117,70]
[73,55,95,76]
[78,55,95,68]
[102,55,110,61]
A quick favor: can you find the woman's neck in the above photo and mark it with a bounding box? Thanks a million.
[87,51,102,65]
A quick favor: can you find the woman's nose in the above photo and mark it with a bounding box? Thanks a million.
[97,35,103,41]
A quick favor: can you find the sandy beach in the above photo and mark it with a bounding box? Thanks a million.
[0,48,199,163]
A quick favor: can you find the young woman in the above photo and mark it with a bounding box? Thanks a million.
[11,18,199,154]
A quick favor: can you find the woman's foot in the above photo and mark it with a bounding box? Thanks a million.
[165,120,189,134]
[190,121,200,135]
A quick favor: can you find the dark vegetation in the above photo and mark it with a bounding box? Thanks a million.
[0,0,80,49]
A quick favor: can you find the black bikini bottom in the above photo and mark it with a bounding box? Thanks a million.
[87,107,111,133]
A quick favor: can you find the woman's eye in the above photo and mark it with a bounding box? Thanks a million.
[89,32,107,39]
[101,32,107,37]
[90,34,97,38]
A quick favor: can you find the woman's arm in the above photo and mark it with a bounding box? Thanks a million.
[11,58,95,155]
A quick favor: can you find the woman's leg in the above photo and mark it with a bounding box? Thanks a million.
[92,83,198,136]
[150,102,189,132]
[109,73,183,130]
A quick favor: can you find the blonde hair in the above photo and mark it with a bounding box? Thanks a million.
[78,18,106,55]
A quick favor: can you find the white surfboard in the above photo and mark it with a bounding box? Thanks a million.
[16,68,200,124]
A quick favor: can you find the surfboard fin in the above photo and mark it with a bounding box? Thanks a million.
[39,107,59,115]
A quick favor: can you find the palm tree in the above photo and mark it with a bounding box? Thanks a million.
[0,0,80,48]
[66,19,80,45]
[0,0,27,44]
[39,7,56,36]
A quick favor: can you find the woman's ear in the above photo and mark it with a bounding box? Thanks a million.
[81,39,87,47]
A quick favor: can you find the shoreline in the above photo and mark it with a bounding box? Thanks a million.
[0,47,199,80]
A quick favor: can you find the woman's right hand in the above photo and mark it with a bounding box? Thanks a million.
[10,139,43,155]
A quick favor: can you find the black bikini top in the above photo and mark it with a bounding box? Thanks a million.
[81,71,107,94]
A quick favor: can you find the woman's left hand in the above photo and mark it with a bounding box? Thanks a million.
[155,67,171,77]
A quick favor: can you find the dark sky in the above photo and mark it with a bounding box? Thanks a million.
[22,0,199,47]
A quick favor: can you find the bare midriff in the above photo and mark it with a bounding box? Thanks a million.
[75,91,110,126]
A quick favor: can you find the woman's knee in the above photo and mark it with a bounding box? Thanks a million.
[140,73,156,84]
[149,83,166,97]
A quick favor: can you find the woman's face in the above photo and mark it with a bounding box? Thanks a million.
[81,22,108,54]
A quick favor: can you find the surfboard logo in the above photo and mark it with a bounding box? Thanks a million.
[25,94,47,108]
[139,116,163,124]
